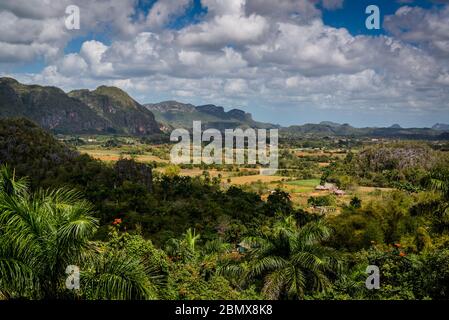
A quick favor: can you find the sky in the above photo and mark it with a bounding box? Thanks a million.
[0,0,448,128]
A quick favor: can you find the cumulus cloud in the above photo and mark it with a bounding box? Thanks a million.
[1,0,448,126]
[57,53,88,75]
[0,9,67,62]
[79,40,114,77]
[385,5,449,58]
[245,0,320,23]
[177,13,269,49]
[0,0,141,63]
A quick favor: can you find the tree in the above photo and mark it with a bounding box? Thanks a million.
[164,164,181,178]
[0,165,154,299]
[307,195,334,207]
[241,217,342,299]
[265,189,293,215]
[350,196,362,209]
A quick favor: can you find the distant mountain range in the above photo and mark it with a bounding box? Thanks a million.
[282,121,449,139]
[145,101,449,139]
[144,101,277,131]
[433,123,449,131]
[0,78,160,135]
[0,78,448,139]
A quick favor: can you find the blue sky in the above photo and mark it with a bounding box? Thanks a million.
[1,0,448,127]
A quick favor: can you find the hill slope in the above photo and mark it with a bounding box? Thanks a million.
[69,86,160,135]
[0,77,110,133]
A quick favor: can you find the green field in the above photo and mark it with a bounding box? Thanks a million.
[286,179,321,187]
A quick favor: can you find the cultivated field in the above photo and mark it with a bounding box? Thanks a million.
[76,141,397,215]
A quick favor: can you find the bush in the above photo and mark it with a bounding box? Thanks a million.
[308,195,335,207]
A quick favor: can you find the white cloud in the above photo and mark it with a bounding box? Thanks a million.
[177,11,269,49]
[224,78,249,95]
[57,53,88,75]
[385,5,449,58]
[245,0,321,23]
[202,0,246,16]
[2,0,449,126]
[79,40,113,77]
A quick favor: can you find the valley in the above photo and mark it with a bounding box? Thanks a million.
[2,0,449,306]
[1,80,449,301]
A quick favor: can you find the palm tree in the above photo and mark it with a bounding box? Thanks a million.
[240,216,342,299]
[81,251,156,300]
[165,228,202,262]
[0,165,154,299]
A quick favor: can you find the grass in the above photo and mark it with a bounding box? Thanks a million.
[286,179,321,187]
[77,146,169,163]
[228,175,285,185]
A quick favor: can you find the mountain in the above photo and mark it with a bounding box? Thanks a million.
[282,122,447,140]
[144,101,277,130]
[432,123,449,131]
[69,86,160,135]
[319,121,341,127]
[0,78,160,135]
[1,77,447,140]
[284,123,357,136]
[0,77,109,133]
[390,124,402,129]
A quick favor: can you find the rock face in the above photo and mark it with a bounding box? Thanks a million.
[69,86,160,135]
[0,77,160,135]
[0,78,110,133]
[145,100,197,113]
[195,104,227,118]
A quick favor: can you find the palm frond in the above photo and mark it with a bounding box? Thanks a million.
[83,252,156,300]
[247,256,288,279]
